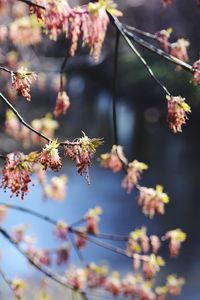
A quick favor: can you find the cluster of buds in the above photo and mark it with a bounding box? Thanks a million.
[44,175,67,201]
[66,268,87,290]
[39,139,62,171]
[166,274,185,296]
[170,38,190,62]
[100,145,127,173]
[54,220,69,240]
[11,67,37,101]
[12,224,28,243]
[64,133,103,183]
[127,227,150,255]
[162,229,186,257]
[155,28,172,52]
[30,0,121,60]
[74,229,87,249]
[53,91,70,117]
[166,95,191,133]
[86,263,108,288]
[1,152,38,199]
[162,0,173,6]
[56,244,70,265]
[142,254,165,279]
[192,59,200,85]
[11,278,25,299]
[0,205,8,223]
[122,160,148,193]
[138,185,169,218]
[9,15,42,47]
[84,206,102,234]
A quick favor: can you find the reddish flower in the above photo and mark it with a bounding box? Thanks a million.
[11,67,37,101]
[0,205,8,223]
[162,229,186,257]
[54,220,69,240]
[166,275,185,296]
[35,249,52,266]
[100,145,127,173]
[121,274,137,297]
[53,91,70,117]
[12,224,27,243]
[1,152,36,199]
[39,140,62,171]
[86,263,108,288]
[44,175,67,201]
[156,28,172,52]
[127,227,150,255]
[162,0,173,6]
[170,38,189,62]
[142,254,165,280]
[104,272,121,296]
[192,59,200,85]
[75,230,87,249]
[166,95,191,133]
[150,235,161,254]
[11,279,25,300]
[56,244,70,265]
[66,268,86,290]
[138,185,169,218]
[64,133,103,183]
[84,206,102,234]
[122,160,148,193]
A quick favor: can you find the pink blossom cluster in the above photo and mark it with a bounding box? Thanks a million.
[100,145,127,172]
[11,67,37,101]
[53,91,70,117]
[193,59,200,85]
[39,140,62,170]
[64,134,103,183]
[122,160,148,193]
[162,229,186,257]
[31,0,110,60]
[138,185,169,218]
[84,206,102,234]
[166,95,191,133]
[0,152,36,199]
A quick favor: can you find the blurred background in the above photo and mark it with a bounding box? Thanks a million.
[0,0,200,299]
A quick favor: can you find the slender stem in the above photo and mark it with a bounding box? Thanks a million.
[123,23,156,39]
[0,92,51,143]
[0,66,12,74]
[112,30,120,146]
[60,53,68,92]
[69,232,85,263]
[124,28,193,72]
[0,203,128,241]
[109,14,171,96]
[0,267,12,292]
[18,0,45,9]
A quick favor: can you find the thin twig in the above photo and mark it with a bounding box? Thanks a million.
[0,92,51,143]
[109,14,171,96]
[123,23,156,39]
[18,0,45,9]
[112,30,120,146]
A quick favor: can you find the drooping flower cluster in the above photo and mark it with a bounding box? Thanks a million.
[84,206,102,234]
[1,152,38,199]
[155,28,172,52]
[166,274,185,296]
[166,95,191,133]
[54,220,69,240]
[170,38,190,62]
[162,0,173,6]
[11,278,25,300]
[192,59,200,85]
[53,91,70,117]
[39,140,62,171]
[100,145,127,173]
[122,160,148,193]
[142,254,165,280]
[44,175,67,200]
[9,15,42,46]
[30,0,122,60]
[162,229,186,257]
[127,227,153,255]
[64,133,103,183]
[86,263,108,288]
[11,67,37,101]
[138,185,169,218]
